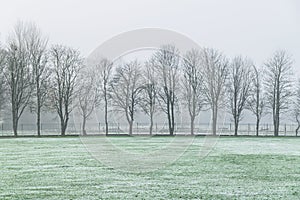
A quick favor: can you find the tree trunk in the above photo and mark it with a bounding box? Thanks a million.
[234,122,238,136]
[82,117,87,135]
[36,80,41,137]
[170,101,175,136]
[190,116,195,135]
[274,124,278,137]
[256,89,260,137]
[61,118,68,136]
[104,92,108,136]
[275,80,280,137]
[61,123,65,136]
[129,120,133,135]
[212,105,217,136]
[167,100,172,136]
[256,117,260,136]
[149,114,153,135]
[273,108,277,137]
[12,113,18,137]
[273,123,277,137]
[275,114,280,136]
[295,124,300,136]
[274,113,279,137]
[12,96,18,136]
[37,105,41,137]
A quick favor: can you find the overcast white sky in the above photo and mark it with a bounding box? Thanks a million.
[0,0,299,70]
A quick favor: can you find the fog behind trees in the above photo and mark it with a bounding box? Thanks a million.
[0,22,298,137]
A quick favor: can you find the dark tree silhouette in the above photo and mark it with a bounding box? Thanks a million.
[264,50,293,136]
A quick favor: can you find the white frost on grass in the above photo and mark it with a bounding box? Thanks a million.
[213,137,300,156]
[0,137,299,199]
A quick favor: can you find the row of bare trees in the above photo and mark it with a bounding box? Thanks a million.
[0,22,83,136]
[105,47,296,137]
[90,46,295,137]
[0,22,297,136]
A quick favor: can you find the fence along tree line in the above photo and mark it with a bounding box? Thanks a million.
[0,22,297,137]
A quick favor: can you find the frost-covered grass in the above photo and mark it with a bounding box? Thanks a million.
[0,136,300,199]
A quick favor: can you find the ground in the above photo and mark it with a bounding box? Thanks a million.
[0,136,300,199]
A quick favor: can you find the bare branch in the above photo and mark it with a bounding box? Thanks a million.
[202,48,229,135]
[110,60,143,135]
[227,56,253,136]
[152,44,180,135]
[48,44,83,135]
[77,67,100,135]
[3,21,34,136]
[182,48,205,135]
[139,60,158,135]
[264,50,294,136]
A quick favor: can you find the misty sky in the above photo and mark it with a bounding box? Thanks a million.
[0,0,299,125]
[0,0,299,72]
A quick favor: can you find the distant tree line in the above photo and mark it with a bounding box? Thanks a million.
[0,22,298,136]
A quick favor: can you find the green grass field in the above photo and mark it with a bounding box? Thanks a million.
[0,136,300,199]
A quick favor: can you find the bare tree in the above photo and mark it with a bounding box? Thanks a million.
[0,47,7,119]
[4,22,33,136]
[292,79,300,136]
[25,22,49,136]
[153,45,180,136]
[96,58,113,135]
[49,45,83,136]
[77,68,100,135]
[110,60,142,135]
[139,61,157,135]
[182,49,205,135]
[202,48,228,136]
[247,65,266,136]
[264,50,293,136]
[227,56,252,136]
